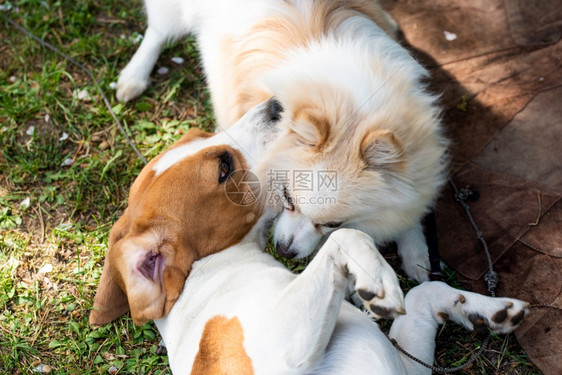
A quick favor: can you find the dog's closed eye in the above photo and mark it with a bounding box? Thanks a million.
[322,221,343,229]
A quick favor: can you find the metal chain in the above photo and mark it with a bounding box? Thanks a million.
[390,334,491,373]
[449,179,497,297]
[388,177,499,373]
[449,177,499,297]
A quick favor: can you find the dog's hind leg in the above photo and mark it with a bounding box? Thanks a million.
[253,229,404,373]
[388,281,529,375]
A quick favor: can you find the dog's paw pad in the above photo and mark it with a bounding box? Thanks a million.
[354,270,405,319]
[469,313,491,334]
[334,229,405,319]
[491,302,513,323]
[368,304,405,319]
[357,288,383,301]
[357,286,404,319]
[483,299,529,334]
[509,308,527,326]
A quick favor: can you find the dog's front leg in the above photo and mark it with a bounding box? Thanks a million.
[116,24,167,102]
[256,229,404,373]
[396,221,431,282]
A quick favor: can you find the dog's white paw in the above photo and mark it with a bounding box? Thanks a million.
[401,253,430,283]
[396,224,431,283]
[330,229,405,319]
[410,282,530,334]
[456,295,529,335]
[115,72,150,102]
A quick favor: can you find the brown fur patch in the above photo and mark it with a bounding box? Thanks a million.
[191,316,254,375]
[89,214,131,325]
[90,129,263,325]
[437,311,449,322]
[293,106,332,152]
[360,129,407,171]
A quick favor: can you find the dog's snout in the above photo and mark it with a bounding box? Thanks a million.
[266,97,283,122]
[275,239,296,259]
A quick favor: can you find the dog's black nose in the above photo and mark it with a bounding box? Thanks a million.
[275,239,296,259]
[267,97,284,122]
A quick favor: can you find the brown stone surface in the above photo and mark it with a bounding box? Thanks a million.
[385,1,562,373]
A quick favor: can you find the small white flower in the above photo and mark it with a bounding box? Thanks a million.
[131,33,144,44]
[157,66,169,75]
[171,56,185,65]
[73,89,92,102]
[38,264,53,274]
[33,364,52,373]
[20,197,31,209]
[26,125,35,135]
[59,132,69,141]
[9,76,17,83]
[444,31,457,41]
[44,114,50,123]
[109,82,117,90]
[58,222,72,230]
[61,158,74,167]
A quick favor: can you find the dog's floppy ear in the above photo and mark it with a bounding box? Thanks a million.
[361,129,406,171]
[90,212,131,326]
[106,228,194,326]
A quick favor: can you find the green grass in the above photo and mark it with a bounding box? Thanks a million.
[0,0,542,374]
[0,0,211,373]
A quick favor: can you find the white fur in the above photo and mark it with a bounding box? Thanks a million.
[116,0,448,283]
[155,227,529,374]
[153,139,215,176]
[116,0,273,103]
[153,101,280,175]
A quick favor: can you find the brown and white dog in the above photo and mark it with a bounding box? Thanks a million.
[91,100,529,374]
[115,0,449,282]
[89,98,281,325]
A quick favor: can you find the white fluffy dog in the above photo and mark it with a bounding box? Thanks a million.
[116,0,449,282]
